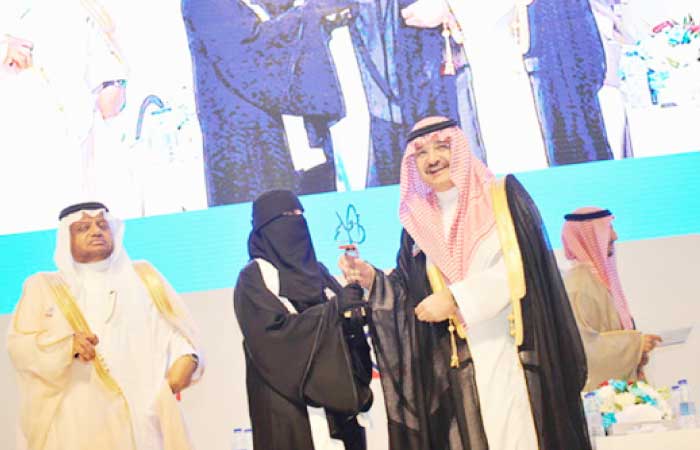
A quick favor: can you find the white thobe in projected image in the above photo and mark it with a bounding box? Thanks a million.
[327,23,372,191]
[93,0,209,219]
[0,0,126,234]
[443,0,546,174]
[590,0,630,160]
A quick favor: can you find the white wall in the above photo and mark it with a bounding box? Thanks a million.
[604,234,700,400]
[1,233,698,450]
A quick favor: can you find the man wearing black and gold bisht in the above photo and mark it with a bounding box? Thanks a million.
[340,117,591,450]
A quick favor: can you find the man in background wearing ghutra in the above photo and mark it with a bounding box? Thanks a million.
[562,207,661,390]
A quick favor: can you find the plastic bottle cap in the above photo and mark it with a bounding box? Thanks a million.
[679,379,688,385]
[673,385,680,390]
[233,428,242,432]
[585,392,596,398]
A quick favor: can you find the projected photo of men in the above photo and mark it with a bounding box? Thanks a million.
[182,0,481,206]
[182,0,351,206]
[350,0,484,186]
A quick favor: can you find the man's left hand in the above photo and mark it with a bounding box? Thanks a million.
[2,35,33,70]
[401,0,449,28]
[167,354,198,394]
[415,290,457,322]
[401,0,463,43]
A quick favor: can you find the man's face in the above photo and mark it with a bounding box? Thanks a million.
[414,138,455,192]
[69,212,115,263]
[607,224,618,257]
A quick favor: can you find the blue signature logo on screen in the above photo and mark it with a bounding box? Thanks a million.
[334,204,366,245]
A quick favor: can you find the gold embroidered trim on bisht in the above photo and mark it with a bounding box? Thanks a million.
[490,178,527,346]
[43,273,137,449]
[134,262,199,358]
[134,262,177,318]
[43,273,124,394]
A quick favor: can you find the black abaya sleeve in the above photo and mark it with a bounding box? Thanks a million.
[234,261,370,415]
[505,175,591,450]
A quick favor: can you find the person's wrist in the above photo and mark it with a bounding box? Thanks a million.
[0,40,9,64]
[366,266,376,290]
[100,79,127,90]
[188,353,199,370]
[71,333,81,359]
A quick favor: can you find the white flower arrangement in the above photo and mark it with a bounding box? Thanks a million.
[586,379,672,430]
[620,15,700,107]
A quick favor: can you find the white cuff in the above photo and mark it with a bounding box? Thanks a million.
[169,331,196,363]
[448,256,510,326]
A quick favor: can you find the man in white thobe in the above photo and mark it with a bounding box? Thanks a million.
[590,0,635,160]
[339,117,590,449]
[0,0,127,234]
[7,201,203,450]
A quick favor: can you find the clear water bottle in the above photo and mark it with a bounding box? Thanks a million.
[243,428,254,449]
[232,428,245,450]
[584,392,605,449]
[671,385,681,421]
[678,379,698,429]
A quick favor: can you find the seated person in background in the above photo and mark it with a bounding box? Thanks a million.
[234,190,373,450]
[562,207,661,391]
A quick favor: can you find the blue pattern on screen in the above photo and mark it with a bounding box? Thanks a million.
[0,152,698,314]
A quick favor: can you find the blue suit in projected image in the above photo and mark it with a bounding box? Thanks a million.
[350,0,485,186]
[525,0,614,166]
[182,0,344,206]
[182,0,483,206]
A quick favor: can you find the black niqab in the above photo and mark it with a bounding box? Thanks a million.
[248,190,325,310]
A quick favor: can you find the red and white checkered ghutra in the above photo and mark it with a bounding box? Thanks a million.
[562,207,634,330]
[399,118,497,284]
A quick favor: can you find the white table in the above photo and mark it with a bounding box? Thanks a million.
[596,428,700,450]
